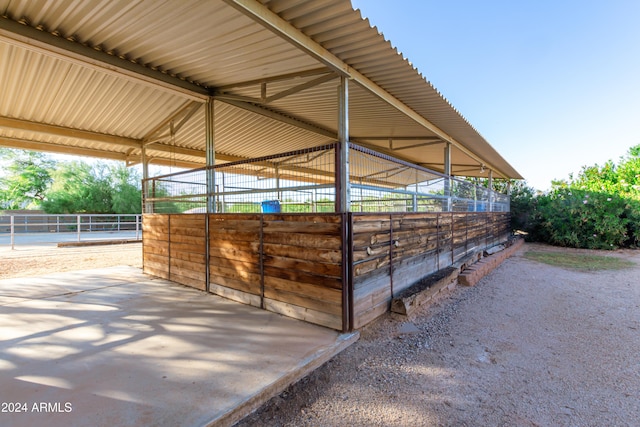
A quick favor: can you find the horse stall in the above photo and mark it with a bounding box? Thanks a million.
[142,143,511,331]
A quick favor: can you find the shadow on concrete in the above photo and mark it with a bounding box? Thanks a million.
[0,266,358,427]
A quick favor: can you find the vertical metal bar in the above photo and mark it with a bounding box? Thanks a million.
[337,76,350,212]
[389,213,394,299]
[136,215,140,240]
[141,147,148,213]
[259,214,265,309]
[473,178,478,212]
[276,165,280,201]
[77,215,81,242]
[335,144,342,212]
[488,169,494,212]
[347,212,355,332]
[465,212,469,255]
[451,212,455,264]
[341,212,350,332]
[10,215,14,250]
[444,143,452,212]
[167,215,171,279]
[436,213,440,269]
[414,169,418,212]
[205,97,216,213]
[205,214,210,293]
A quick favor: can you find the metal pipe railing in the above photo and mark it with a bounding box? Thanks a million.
[0,214,142,249]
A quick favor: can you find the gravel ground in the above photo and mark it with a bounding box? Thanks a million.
[2,242,639,426]
[237,243,640,427]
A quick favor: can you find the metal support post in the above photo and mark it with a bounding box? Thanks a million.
[77,215,81,242]
[205,97,216,213]
[444,142,452,212]
[141,143,151,213]
[337,76,350,212]
[488,170,494,212]
[10,215,14,250]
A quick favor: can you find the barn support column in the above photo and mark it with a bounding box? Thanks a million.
[488,169,494,212]
[444,142,452,211]
[205,97,216,213]
[337,76,350,212]
[141,145,151,213]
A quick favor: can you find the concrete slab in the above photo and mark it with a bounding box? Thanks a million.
[0,266,358,427]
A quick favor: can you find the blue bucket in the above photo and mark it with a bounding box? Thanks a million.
[261,200,281,213]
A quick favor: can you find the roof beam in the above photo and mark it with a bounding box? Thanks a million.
[0,136,128,161]
[142,101,203,144]
[215,72,337,105]
[264,72,337,104]
[215,67,331,91]
[0,115,245,162]
[224,0,506,178]
[145,143,243,163]
[0,116,141,148]
[362,136,442,141]
[217,98,338,140]
[389,140,443,151]
[0,16,208,101]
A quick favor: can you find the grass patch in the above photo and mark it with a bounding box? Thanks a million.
[524,250,635,271]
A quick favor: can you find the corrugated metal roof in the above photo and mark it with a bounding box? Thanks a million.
[0,0,522,179]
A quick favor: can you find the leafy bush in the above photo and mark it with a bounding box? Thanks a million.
[514,145,640,249]
[535,188,635,249]
[508,180,537,233]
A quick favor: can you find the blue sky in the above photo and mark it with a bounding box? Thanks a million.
[351,0,640,191]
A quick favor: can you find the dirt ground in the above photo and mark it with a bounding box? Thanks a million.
[237,243,640,427]
[0,243,143,279]
[2,242,639,426]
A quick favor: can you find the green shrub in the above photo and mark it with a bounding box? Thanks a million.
[514,144,640,249]
[535,188,634,249]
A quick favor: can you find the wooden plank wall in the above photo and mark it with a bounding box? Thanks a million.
[208,214,262,306]
[144,213,345,331]
[351,212,510,329]
[143,214,207,290]
[169,214,207,291]
[143,212,510,331]
[143,214,170,280]
[262,214,344,331]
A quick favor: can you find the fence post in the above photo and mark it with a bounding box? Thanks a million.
[136,215,140,240]
[77,215,81,242]
[10,215,15,250]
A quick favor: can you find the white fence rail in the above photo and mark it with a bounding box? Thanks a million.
[0,214,141,250]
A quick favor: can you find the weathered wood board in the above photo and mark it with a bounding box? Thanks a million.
[142,211,509,332]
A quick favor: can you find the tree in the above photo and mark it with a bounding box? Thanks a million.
[110,164,142,214]
[41,161,142,214]
[0,149,56,209]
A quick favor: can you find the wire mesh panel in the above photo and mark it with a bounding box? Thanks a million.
[349,145,509,213]
[145,168,208,213]
[143,144,337,213]
[142,143,509,214]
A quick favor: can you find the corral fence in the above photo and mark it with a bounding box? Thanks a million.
[142,143,510,214]
[0,214,142,249]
